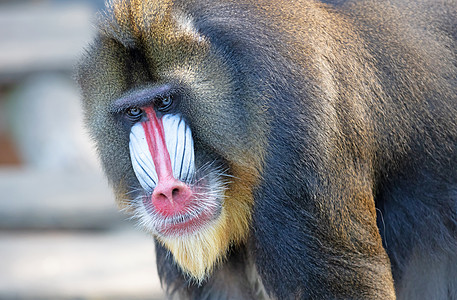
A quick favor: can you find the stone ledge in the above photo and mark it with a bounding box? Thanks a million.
[0,168,125,230]
[0,229,164,299]
[0,2,95,82]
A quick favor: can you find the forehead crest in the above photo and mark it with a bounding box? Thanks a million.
[99,0,206,48]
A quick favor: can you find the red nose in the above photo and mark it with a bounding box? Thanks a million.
[151,176,193,216]
[141,107,194,216]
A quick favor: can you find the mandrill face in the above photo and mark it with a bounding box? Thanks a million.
[77,0,268,280]
[121,91,220,237]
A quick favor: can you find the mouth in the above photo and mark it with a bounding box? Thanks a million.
[146,199,222,236]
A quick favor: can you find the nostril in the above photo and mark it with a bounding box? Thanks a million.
[151,179,193,215]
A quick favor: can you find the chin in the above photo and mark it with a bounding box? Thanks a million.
[128,163,232,280]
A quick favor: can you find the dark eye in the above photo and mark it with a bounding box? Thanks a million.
[126,107,143,121]
[155,95,174,112]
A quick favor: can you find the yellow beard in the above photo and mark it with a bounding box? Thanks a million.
[157,167,255,281]
[158,209,230,281]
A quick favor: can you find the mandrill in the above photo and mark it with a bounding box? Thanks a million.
[77,0,457,299]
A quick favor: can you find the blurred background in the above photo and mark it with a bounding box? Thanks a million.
[0,0,164,298]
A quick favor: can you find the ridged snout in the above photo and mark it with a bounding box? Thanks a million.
[129,113,195,191]
[129,113,196,216]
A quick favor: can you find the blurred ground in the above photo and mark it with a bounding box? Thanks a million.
[0,1,165,299]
